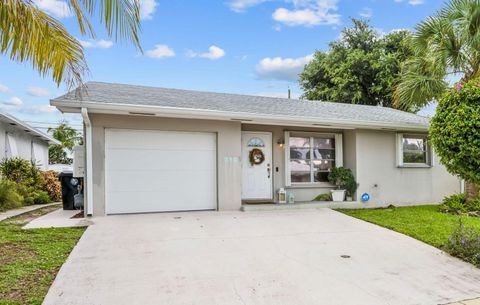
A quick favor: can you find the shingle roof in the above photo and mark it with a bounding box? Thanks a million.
[52,81,430,130]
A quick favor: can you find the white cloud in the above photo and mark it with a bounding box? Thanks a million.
[78,39,113,49]
[4,96,24,106]
[187,45,226,60]
[228,0,269,12]
[34,0,72,18]
[359,7,372,18]
[140,0,157,20]
[23,105,58,114]
[394,0,425,5]
[272,0,341,27]
[256,54,313,81]
[26,86,50,97]
[145,44,175,58]
[0,83,8,93]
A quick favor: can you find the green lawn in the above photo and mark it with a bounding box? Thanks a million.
[0,205,86,305]
[338,205,480,248]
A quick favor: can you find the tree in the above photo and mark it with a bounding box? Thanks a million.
[394,0,480,200]
[430,79,480,201]
[299,19,413,109]
[48,122,81,164]
[393,0,480,110]
[0,0,141,87]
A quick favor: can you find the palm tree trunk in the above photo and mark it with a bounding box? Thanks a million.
[465,181,479,202]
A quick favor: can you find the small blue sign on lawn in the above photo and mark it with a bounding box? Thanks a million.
[361,193,370,202]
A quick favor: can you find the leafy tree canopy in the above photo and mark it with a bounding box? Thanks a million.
[48,122,82,164]
[300,19,413,110]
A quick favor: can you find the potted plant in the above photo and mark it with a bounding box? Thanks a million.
[328,167,357,202]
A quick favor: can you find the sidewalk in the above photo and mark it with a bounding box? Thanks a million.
[0,202,60,222]
[23,209,92,229]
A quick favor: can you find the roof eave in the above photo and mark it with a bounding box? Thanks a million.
[50,99,430,132]
[0,112,61,145]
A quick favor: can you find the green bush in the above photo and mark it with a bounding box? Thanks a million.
[313,193,331,201]
[24,196,34,206]
[441,193,480,214]
[33,191,52,205]
[430,79,480,185]
[444,221,480,267]
[328,167,358,196]
[0,158,44,189]
[0,180,24,211]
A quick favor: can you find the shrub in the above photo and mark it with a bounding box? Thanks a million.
[441,193,480,214]
[313,193,331,201]
[0,158,44,189]
[24,197,34,206]
[33,191,52,205]
[444,221,480,267]
[328,167,358,196]
[430,79,480,186]
[0,180,23,211]
[41,170,61,201]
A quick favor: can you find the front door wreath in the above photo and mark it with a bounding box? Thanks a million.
[249,148,265,166]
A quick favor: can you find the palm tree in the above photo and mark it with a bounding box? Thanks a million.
[393,0,480,111]
[394,0,480,199]
[0,0,141,88]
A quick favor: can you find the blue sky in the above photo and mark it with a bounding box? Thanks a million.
[0,0,445,131]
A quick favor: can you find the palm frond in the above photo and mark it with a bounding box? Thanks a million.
[0,0,88,87]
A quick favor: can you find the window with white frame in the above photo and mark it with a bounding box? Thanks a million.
[285,132,343,185]
[396,133,432,167]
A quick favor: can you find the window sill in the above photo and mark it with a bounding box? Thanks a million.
[287,183,334,189]
[397,164,432,168]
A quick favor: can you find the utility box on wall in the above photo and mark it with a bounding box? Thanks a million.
[73,145,85,178]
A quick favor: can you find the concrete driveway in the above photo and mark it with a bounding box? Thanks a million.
[43,209,480,305]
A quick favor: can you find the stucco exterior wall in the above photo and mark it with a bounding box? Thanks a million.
[0,122,49,170]
[355,129,461,206]
[89,114,242,216]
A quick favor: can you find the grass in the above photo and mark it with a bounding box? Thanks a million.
[0,205,86,305]
[337,205,480,248]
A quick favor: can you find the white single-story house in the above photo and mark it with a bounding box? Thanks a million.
[0,111,59,170]
[51,82,461,216]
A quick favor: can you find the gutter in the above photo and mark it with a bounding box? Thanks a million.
[81,108,93,216]
[51,99,430,132]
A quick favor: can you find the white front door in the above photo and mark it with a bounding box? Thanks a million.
[242,132,273,200]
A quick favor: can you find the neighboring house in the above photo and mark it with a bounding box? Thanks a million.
[0,112,59,170]
[51,82,461,216]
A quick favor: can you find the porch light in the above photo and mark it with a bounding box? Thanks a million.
[277,139,285,148]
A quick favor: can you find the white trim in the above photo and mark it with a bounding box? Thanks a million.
[51,99,430,132]
[5,133,18,158]
[335,133,343,167]
[0,111,60,145]
[81,108,93,216]
[284,131,291,187]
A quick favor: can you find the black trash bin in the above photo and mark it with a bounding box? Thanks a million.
[59,171,80,210]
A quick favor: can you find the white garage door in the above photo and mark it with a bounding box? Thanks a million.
[105,129,217,214]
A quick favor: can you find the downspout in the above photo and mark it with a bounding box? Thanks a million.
[81,108,93,216]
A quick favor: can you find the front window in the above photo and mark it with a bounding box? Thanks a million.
[289,135,336,183]
[397,133,432,167]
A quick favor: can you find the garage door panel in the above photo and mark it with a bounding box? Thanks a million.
[106,192,215,214]
[106,129,216,150]
[105,129,217,214]
[105,150,216,171]
[106,170,216,193]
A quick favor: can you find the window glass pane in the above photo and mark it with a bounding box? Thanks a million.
[247,137,265,147]
[289,137,310,148]
[290,160,311,171]
[291,171,311,183]
[403,135,427,163]
[313,160,335,171]
[403,150,426,163]
[290,148,310,160]
[314,171,330,182]
[313,137,335,149]
[312,149,335,160]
